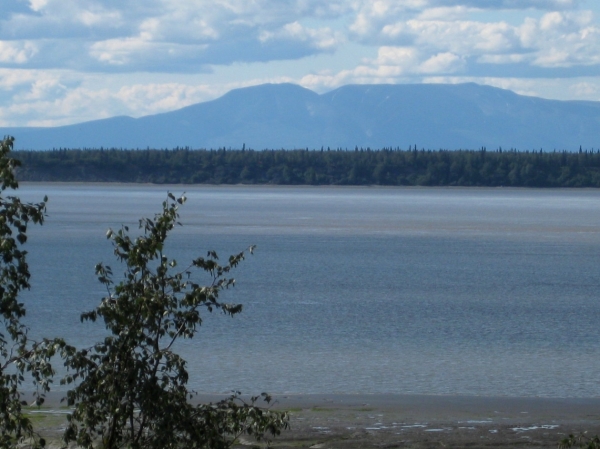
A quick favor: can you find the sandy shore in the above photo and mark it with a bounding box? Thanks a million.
[32,393,600,448]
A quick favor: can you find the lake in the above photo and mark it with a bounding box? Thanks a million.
[14,184,600,397]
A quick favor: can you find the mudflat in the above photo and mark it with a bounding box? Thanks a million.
[32,393,600,448]
[257,394,600,448]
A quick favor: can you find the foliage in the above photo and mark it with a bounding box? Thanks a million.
[560,433,600,449]
[0,136,50,448]
[59,193,288,449]
[13,146,600,187]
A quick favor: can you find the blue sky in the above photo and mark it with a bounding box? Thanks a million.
[1,0,600,127]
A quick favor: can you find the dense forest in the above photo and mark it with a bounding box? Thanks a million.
[12,146,600,187]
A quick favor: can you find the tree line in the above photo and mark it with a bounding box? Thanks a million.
[13,146,600,187]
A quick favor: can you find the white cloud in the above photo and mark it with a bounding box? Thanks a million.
[76,8,123,27]
[422,75,600,101]
[0,41,38,63]
[17,78,67,101]
[400,19,521,54]
[349,0,427,39]
[344,4,600,83]
[429,0,579,10]
[0,0,597,73]
[514,11,600,67]
[0,68,300,126]
[1,0,351,71]
[259,22,343,51]
[477,53,528,64]
[374,46,420,66]
[89,37,210,68]
[416,6,472,21]
[419,52,464,73]
[28,0,48,12]
[570,80,600,97]
[90,37,151,66]
[296,44,465,90]
[0,82,179,127]
[114,83,218,115]
[357,45,463,75]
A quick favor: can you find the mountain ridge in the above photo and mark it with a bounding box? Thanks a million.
[2,82,599,151]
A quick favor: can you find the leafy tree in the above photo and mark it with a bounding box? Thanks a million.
[0,136,50,448]
[59,193,288,449]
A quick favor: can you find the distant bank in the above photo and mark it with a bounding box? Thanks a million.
[13,147,600,187]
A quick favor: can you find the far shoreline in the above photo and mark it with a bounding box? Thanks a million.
[34,391,600,417]
[17,181,600,191]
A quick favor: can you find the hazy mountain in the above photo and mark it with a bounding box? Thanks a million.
[2,82,600,151]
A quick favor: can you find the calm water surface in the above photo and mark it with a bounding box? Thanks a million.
[15,184,600,397]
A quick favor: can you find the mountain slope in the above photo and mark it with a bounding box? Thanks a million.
[2,82,599,150]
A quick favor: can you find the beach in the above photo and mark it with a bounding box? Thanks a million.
[33,393,600,448]
[264,394,600,448]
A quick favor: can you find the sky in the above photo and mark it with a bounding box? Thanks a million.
[1,0,600,127]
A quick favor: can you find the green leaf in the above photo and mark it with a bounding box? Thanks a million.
[57,193,288,449]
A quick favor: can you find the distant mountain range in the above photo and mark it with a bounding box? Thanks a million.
[2,83,600,151]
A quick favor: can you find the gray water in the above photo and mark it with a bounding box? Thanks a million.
[14,184,600,397]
